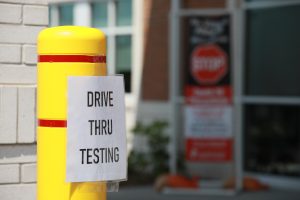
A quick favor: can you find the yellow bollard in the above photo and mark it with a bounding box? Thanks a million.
[37,26,107,200]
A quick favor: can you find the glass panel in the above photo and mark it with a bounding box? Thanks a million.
[59,4,74,25]
[116,35,132,92]
[246,0,282,1]
[116,0,132,26]
[49,6,53,26]
[245,5,300,96]
[92,2,108,27]
[244,105,300,177]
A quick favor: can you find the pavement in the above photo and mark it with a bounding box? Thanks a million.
[108,186,300,200]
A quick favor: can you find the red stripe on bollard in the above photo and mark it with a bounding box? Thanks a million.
[38,119,67,128]
[38,55,106,63]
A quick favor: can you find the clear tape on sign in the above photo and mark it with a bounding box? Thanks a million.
[107,181,119,192]
[73,181,120,193]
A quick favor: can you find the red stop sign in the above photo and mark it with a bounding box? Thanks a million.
[190,44,228,85]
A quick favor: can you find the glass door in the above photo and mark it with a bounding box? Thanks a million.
[242,0,300,189]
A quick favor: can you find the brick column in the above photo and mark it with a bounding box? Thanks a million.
[0,1,48,199]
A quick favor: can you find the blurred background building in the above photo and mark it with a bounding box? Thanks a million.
[0,0,300,199]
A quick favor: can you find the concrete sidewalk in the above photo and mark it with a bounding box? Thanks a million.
[108,186,300,200]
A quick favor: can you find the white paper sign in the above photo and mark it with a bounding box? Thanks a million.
[184,105,232,138]
[66,76,127,182]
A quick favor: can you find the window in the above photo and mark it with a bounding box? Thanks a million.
[116,0,132,26]
[59,4,74,25]
[91,0,133,93]
[92,2,107,27]
[49,0,134,93]
[49,3,74,26]
[244,105,300,176]
[245,5,300,96]
[243,1,300,178]
[116,35,132,92]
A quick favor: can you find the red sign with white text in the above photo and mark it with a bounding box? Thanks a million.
[184,15,232,162]
[185,85,232,105]
[185,138,232,162]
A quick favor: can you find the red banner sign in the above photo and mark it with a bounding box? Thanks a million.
[184,15,232,162]
[185,138,232,162]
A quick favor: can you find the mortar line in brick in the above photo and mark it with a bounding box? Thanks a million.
[19,163,21,183]
[0,42,21,45]
[16,88,19,143]
[0,42,37,45]
[0,61,22,65]
[0,143,36,147]
[25,64,37,67]
[0,163,18,166]
[0,2,19,6]
[23,24,48,27]
[21,44,23,64]
[20,4,23,24]
[34,89,37,142]
[0,84,37,88]
[0,88,1,126]
[0,160,37,165]
[0,23,47,28]
[0,1,47,6]
[0,182,36,186]
[0,21,22,25]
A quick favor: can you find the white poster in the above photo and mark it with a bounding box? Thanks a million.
[184,105,232,138]
[66,76,127,182]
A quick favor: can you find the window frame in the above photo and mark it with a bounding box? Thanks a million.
[239,0,300,190]
[242,0,300,104]
[49,0,140,102]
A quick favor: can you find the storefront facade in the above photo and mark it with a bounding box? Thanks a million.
[169,0,300,190]
[48,0,300,190]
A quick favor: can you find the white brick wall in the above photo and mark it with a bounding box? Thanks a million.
[0,154,36,164]
[0,44,21,63]
[21,163,36,183]
[23,45,37,65]
[0,1,47,199]
[0,184,36,200]
[23,5,48,26]
[0,25,44,44]
[0,65,37,84]
[0,3,22,24]
[0,87,17,144]
[0,164,19,183]
[18,87,36,143]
